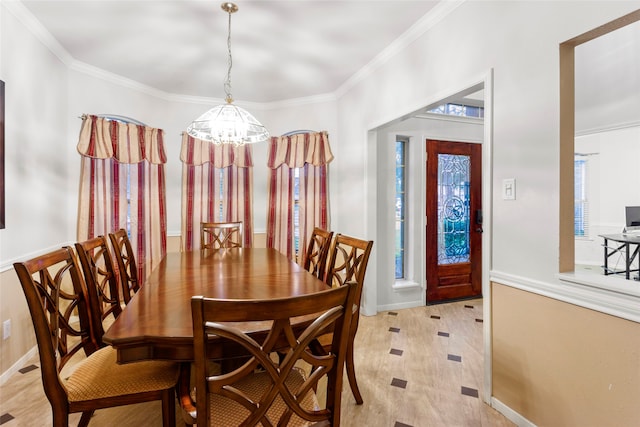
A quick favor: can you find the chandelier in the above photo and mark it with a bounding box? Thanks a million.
[186,2,269,145]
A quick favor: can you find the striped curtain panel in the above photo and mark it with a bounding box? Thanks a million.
[266,131,333,262]
[77,114,167,282]
[180,134,254,250]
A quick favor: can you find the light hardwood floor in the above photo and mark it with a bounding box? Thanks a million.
[0,299,513,426]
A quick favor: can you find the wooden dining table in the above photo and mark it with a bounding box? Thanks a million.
[103,247,330,363]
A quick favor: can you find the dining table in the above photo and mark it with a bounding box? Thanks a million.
[102,247,330,363]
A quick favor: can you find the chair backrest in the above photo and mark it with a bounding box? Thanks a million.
[200,221,243,249]
[325,234,374,289]
[325,234,374,332]
[108,229,140,304]
[302,227,334,282]
[13,247,97,407]
[75,235,122,342]
[191,283,357,427]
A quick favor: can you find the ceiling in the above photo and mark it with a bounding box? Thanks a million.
[20,0,441,104]
[15,1,639,121]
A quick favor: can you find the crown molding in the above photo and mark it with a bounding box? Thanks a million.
[6,0,463,108]
[334,0,465,99]
[575,120,640,137]
[2,0,73,66]
[260,92,337,110]
[73,60,337,110]
[70,60,172,100]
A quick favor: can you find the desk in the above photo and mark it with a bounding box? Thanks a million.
[599,233,640,280]
[103,248,329,363]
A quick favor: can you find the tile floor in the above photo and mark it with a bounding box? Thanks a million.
[0,299,514,426]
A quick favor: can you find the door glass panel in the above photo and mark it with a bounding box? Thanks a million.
[437,153,470,265]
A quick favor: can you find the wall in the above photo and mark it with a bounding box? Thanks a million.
[0,3,72,377]
[492,283,640,426]
[332,1,640,425]
[338,0,639,315]
[2,1,640,424]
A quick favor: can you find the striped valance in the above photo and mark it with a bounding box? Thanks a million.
[267,131,334,169]
[77,115,167,164]
[180,133,253,168]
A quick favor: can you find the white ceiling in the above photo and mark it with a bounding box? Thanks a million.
[20,0,441,103]
[14,1,639,124]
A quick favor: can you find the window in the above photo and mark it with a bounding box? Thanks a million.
[266,131,332,262]
[574,158,588,238]
[216,169,225,221]
[77,114,167,281]
[395,138,407,279]
[428,102,484,119]
[293,168,301,256]
[125,165,132,237]
[105,115,147,240]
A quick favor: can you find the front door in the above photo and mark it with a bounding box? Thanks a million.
[426,140,482,304]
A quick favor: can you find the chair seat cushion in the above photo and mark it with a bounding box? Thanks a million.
[64,346,179,402]
[208,367,319,426]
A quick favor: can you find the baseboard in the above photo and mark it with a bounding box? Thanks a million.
[0,346,37,386]
[376,300,424,313]
[491,397,537,427]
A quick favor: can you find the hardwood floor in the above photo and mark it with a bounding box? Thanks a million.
[0,299,513,426]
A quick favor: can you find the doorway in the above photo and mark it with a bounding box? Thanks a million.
[366,72,493,401]
[426,139,483,304]
[369,80,488,313]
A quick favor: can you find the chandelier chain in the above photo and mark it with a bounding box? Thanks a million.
[224,9,233,103]
[186,2,268,145]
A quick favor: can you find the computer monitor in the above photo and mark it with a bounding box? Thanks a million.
[625,206,640,232]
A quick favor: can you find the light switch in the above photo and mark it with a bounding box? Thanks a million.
[502,178,516,200]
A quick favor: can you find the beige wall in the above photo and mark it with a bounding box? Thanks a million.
[0,269,36,377]
[492,282,640,426]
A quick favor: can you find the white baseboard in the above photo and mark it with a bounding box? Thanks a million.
[376,300,424,313]
[0,346,38,385]
[491,397,536,427]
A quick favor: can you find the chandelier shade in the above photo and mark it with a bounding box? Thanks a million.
[186,2,268,145]
[187,102,269,145]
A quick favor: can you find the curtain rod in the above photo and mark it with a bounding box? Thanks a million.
[78,114,147,126]
[282,129,316,136]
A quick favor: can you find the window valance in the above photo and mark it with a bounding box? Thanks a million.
[267,131,334,169]
[180,133,253,168]
[77,115,167,164]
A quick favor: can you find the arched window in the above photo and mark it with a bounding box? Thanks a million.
[76,114,167,281]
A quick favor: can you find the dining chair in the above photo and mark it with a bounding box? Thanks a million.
[317,233,374,405]
[200,221,243,249]
[108,228,141,304]
[302,226,334,282]
[13,247,179,427]
[75,235,122,340]
[189,283,358,426]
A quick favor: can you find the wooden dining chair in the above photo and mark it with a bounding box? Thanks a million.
[75,235,122,340]
[302,227,334,282]
[13,247,179,427]
[317,233,374,405]
[200,221,243,249]
[108,228,141,304]
[189,283,357,426]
